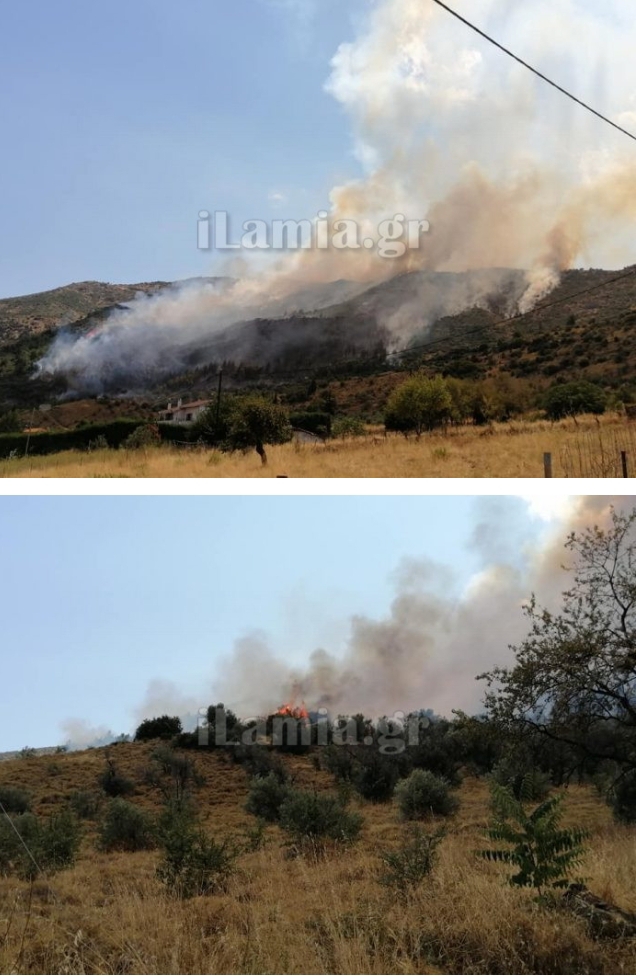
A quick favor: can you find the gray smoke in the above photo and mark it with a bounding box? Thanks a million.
[117,496,631,727]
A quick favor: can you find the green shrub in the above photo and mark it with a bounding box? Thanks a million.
[0,785,31,814]
[243,818,267,852]
[352,752,399,803]
[37,810,82,875]
[0,816,20,874]
[480,781,588,897]
[99,799,156,852]
[98,758,134,797]
[156,804,238,898]
[135,714,183,742]
[378,825,445,893]
[122,424,161,449]
[68,790,102,819]
[409,718,463,786]
[0,810,80,879]
[0,409,21,433]
[385,375,453,435]
[245,772,292,822]
[171,731,199,749]
[394,769,459,820]
[0,420,144,459]
[289,411,332,438]
[145,744,202,803]
[608,769,636,823]
[323,745,356,783]
[544,381,607,420]
[279,789,363,846]
[332,416,366,439]
[491,757,550,802]
[231,745,287,781]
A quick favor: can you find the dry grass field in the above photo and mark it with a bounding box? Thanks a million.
[2,414,636,479]
[1,743,636,974]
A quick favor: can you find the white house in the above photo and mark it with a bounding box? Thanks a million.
[159,398,211,424]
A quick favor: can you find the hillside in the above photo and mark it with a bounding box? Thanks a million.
[0,741,635,974]
[1,266,636,411]
[0,280,170,344]
[172,266,636,381]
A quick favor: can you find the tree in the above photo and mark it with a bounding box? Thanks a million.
[191,400,232,446]
[226,396,292,465]
[0,410,21,433]
[385,375,452,436]
[135,715,183,742]
[544,381,607,420]
[480,507,636,781]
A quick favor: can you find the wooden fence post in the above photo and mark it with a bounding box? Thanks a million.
[622,451,629,479]
[544,452,553,478]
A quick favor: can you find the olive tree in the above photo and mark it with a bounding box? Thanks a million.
[385,375,452,436]
[227,396,292,465]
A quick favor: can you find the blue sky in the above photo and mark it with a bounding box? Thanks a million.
[0,494,561,751]
[2,0,632,299]
[0,0,366,298]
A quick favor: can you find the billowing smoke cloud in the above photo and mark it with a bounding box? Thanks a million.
[124,496,634,726]
[60,718,127,751]
[133,679,201,732]
[38,0,636,389]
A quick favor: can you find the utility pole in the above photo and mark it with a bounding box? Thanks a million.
[216,370,223,426]
[24,406,36,458]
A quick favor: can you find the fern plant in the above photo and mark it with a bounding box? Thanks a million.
[480,777,588,898]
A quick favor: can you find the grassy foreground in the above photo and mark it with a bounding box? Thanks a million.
[2,415,636,479]
[1,743,636,974]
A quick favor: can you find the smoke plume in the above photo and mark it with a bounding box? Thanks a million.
[39,0,636,389]
[128,496,634,726]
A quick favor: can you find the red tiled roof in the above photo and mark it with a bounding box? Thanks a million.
[162,400,211,413]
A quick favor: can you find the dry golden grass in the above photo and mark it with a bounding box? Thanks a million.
[1,414,635,479]
[1,745,636,974]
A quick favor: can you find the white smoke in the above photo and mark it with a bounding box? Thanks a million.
[60,718,127,751]
[38,0,636,388]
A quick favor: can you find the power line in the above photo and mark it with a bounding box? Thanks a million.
[389,265,636,363]
[430,0,636,144]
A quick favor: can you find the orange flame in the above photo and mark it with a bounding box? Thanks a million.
[276,700,310,720]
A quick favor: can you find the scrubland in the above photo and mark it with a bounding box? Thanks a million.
[1,743,635,974]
